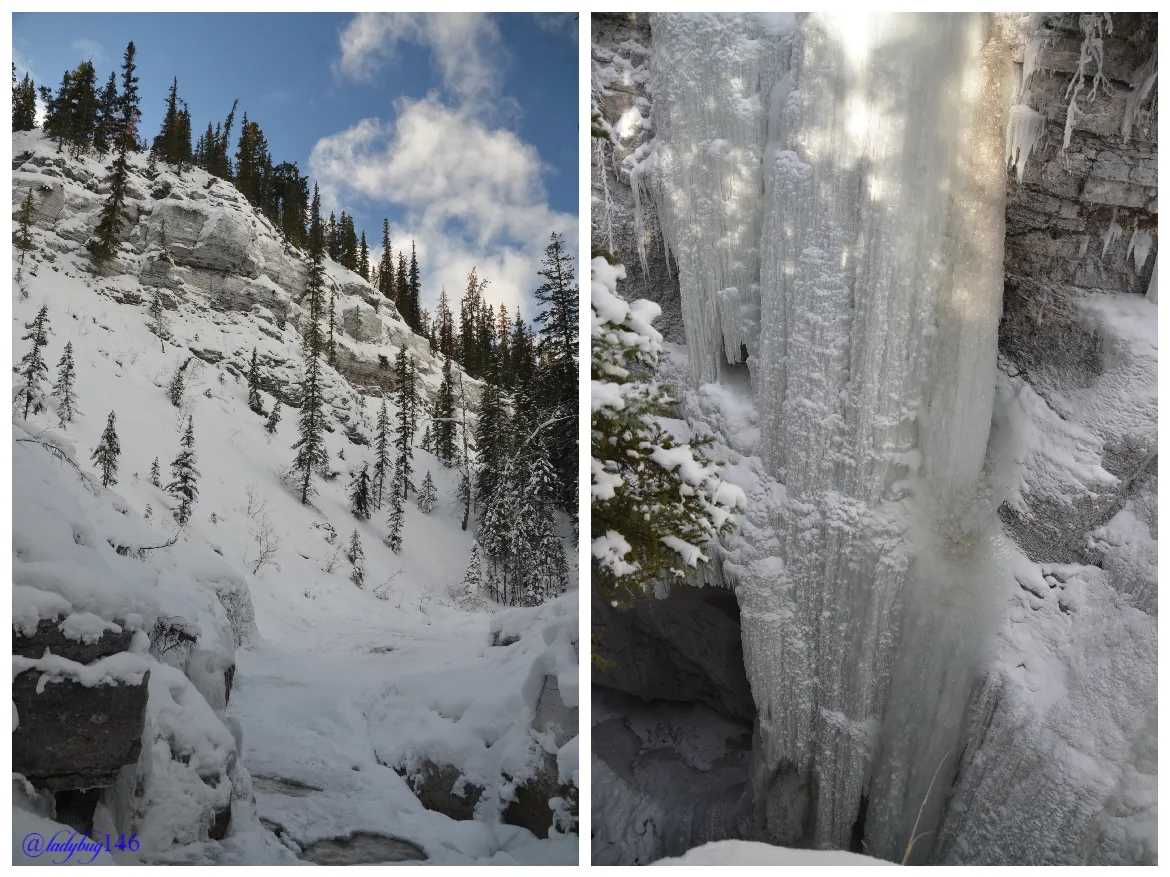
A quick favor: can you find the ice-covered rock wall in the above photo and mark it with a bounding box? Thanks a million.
[597,10,1157,866]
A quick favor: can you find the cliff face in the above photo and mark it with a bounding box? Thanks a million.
[591,12,1157,866]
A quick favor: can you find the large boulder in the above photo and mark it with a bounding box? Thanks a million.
[12,671,150,791]
[342,304,384,343]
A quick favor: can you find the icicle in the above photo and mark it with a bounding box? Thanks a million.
[1078,235,1090,259]
[1102,208,1123,257]
[1122,52,1158,144]
[1004,104,1045,183]
[1127,226,1153,272]
[1146,254,1157,304]
[596,138,615,256]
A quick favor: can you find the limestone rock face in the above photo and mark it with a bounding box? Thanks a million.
[13,618,135,664]
[343,304,384,343]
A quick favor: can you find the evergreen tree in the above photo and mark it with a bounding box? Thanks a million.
[167,415,199,526]
[396,251,408,317]
[91,410,120,488]
[349,463,372,520]
[145,147,158,179]
[433,354,457,465]
[51,340,77,427]
[149,291,168,341]
[15,304,50,421]
[407,242,421,331]
[358,232,370,281]
[149,456,161,488]
[393,347,417,498]
[265,400,282,434]
[15,188,36,254]
[291,184,330,504]
[347,528,365,587]
[234,113,271,206]
[247,347,263,413]
[372,395,392,508]
[532,232,579,514]
[92,72,118,153]
[384,472,404,554]
[327,289,337,366]
[89,42,140,265]
[378,220,394,302]
[417,470,436,514]
[168,361,185,407]
[327,212,339,262]
[435,286,455,358]
[474,362,509,510]
[12,68,37,132]
[461,541,483,602]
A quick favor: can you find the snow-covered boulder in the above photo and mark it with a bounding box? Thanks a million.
[342,303,384,343]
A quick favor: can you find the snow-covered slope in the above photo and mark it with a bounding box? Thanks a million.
[11,129,577,865]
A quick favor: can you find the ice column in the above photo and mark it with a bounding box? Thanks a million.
[637,13,789,384]
[740,12,1008,852]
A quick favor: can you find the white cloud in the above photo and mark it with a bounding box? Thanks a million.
[532,13,579,44]
[309,97,576,320]
[336,12,506,108]
[71,38,103,63]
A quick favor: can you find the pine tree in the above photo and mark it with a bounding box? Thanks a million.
[393,348,418,499]
[89,42,139,265]
[461,541,484,603]
[15,304,50,421]
[407,242,421,332]
[327,289,337,366]
[92,72,118,153]
[145,147,158,179]
[247,347,263,414]
[12,68,37,132]
[15,188,36,255]
[149,456,161,488]
[435,286,455,358]
[378,220,394,302]
[167,415,199,526]
[349,463,372,520]
[417,471,436,514]
[385,472,404,554]
[91,411,121,488]
[291,184,330,504]
[168,361,185,407]
[358,232,370,281]
[265,400,282,434]
[474,362,509,510]
[372,396,392,508]
[532,232,579,514]
[433,355,457,465]
[347,529,365,587]
[51,340,77,427]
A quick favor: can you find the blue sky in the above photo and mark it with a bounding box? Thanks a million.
[13,12,579,318]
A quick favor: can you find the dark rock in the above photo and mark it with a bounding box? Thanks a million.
[396,761,481,821]
[13,670,149,791]
[208,805,231,840]
[592,583,755,723]
[150,180,173,200]
[224,664,235,705]
[13,618,135,665]
[504,752,567,839]
[300,832,426,865]
[53,787,102,837]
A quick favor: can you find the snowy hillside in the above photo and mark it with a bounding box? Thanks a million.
[11,129,577,865]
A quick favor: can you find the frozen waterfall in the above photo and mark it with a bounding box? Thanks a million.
[641,11,1013,859]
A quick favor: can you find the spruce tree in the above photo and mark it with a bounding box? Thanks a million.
[407,242,421,332]
[393,348,417,498]
[168,361,185,407]
[385,472,404,554]
[89,42,139,265]
[327,289,337,366]
[358,232,370,281]
[433,355,457,465]
[378,220,394,301]
[247,347,263,414]
[461,542,483,603]
[372,396,392,508]
[347,529,365,587]
[474,363,509,510]
[92,72,119,153]
[291,184,330,504]
[417,471,436,514]
[92,411,121,488]
[51,340,77,427]
[149,456,161,488]
[15,188,36,255]
[12,68,38,132]
[349,463,372,520]
[265,400,282,434]
[167,415,199,526]
[15,304,50,421]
